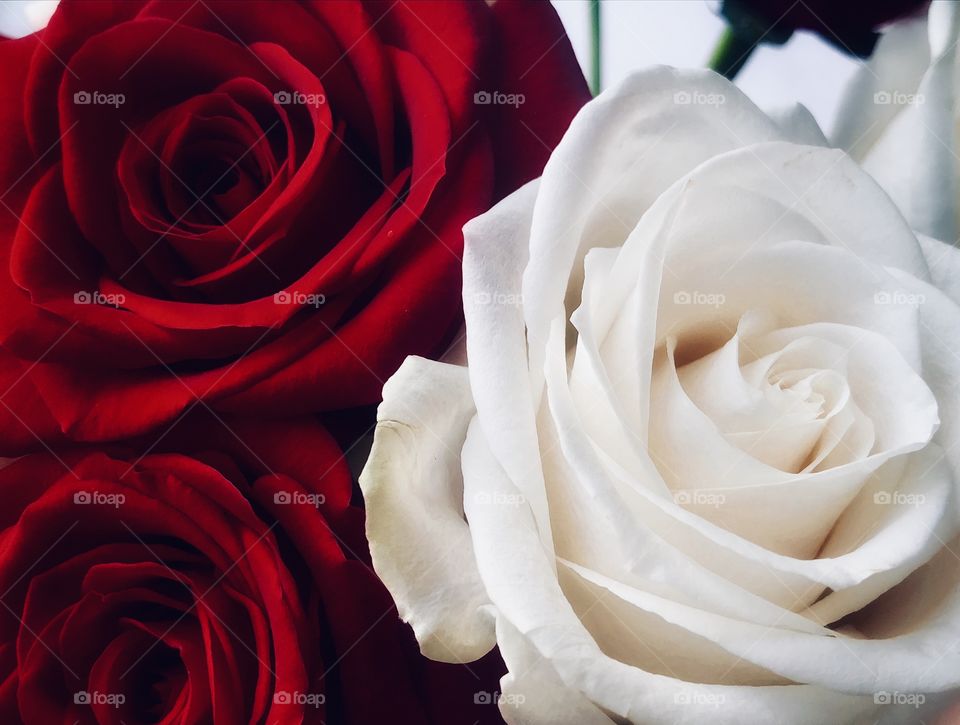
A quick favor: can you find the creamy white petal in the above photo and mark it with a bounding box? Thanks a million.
[461,413,877,723]
[543,315,835,624]
[360,357,495,662]
[833,0,960,240]
[580,144,929,469]
[650,339,870,559]
[832,12,933,155]
[650,142,930,284]
[549,304,953,613]
[462,179,557,559]
[495,615,613,725]
[363,67,960,725]
[568,246,668,494]
[521,68,802,400]
[558,559,793,686]
[766,102,828,147]
[920,233,960,306]
[557,331,952,604]
[657,241,928,374]
[560,549,960,693]
[883,265,960,477]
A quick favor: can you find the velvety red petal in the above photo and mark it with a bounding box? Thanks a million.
[0,350,64,455]
[24,0,146,153]
[142,0,386,175]
[305,0,397,178]
[366,0,489,135]
[0,33,37,195]
[486,0,590,197]
[58,19,279,287]
[218,130,493,413]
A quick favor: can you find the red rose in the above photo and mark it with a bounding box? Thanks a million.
[0,0,588,452]
[0,412,504,724]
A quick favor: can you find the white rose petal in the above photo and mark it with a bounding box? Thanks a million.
[362,66,960,724]
[359,356,495,662]
[833,0,960,241]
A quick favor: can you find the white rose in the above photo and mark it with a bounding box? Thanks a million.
[361,67,960,725]
[833,0,960,242]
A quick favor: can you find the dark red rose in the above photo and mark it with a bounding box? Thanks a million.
[0,412,504,724]
[721,0,929,56]
[0,0,588,452]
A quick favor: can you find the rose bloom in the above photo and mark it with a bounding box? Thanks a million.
[0,0,587,451]
[361,68,960,724]
[0,411,503,724]
[833,0,958,242]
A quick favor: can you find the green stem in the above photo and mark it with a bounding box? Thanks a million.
[708,26,757,81]
[589,0,601,96]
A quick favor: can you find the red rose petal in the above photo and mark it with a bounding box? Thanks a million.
[486,0,591,197]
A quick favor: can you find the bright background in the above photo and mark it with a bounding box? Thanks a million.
[1,0,865,135]
[551,0,862,134]
[552,0,859,131]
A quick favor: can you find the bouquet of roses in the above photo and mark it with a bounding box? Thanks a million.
[0,1,958,724]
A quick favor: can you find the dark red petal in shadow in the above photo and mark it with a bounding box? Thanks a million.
[486,0,590,197]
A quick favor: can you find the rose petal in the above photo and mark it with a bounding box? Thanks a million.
[833,0,960,241]
[460,416,876,723]
[361,356,496,663]
[462,179,557,557]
